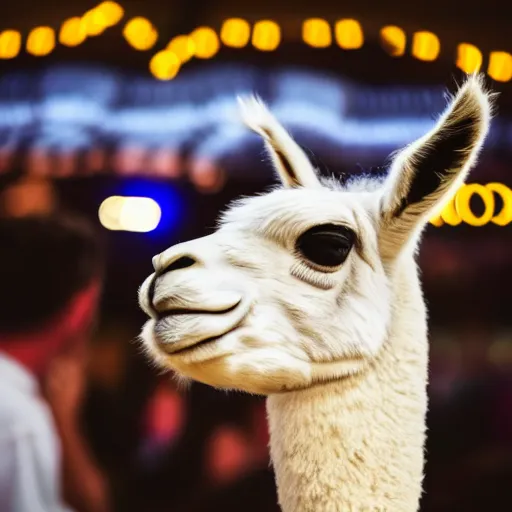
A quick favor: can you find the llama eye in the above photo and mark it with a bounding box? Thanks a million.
[296,224,355,268]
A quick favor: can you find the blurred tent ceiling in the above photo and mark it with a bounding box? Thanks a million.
[2,0,512,183]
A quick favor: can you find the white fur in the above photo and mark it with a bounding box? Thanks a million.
[138,75,492,511]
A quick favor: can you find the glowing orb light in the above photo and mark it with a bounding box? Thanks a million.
[99,196,161,232]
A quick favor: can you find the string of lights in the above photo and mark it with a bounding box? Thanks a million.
[430,183,512,227]
[95,181,512,233]
[1,8,512,83]
[0,2,124,57]
[2,9,511,229]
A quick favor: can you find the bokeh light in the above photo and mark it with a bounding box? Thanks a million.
[335,19,364,49]
[26,26,55,56]
[166,35,195,63]
[487,51,512,82]
[99,196,162,232]
[149,50,181,80]
[123,17,158,51]
[96,1,124,26]
[411,31,440,61]
[0,30,21,59]
[220,18,251,48]
[456,43,482,73]
[302,18,332,48]
[252,20,280,51]
[190,27,220,59]
[59,17,87,47]
[380,25,406,57]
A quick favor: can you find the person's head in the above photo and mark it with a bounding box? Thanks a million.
[0,214,104,373]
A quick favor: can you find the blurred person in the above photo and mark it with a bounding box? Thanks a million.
[0,215,110,512]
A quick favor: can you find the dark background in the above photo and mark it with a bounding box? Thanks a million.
[1,1,511,510]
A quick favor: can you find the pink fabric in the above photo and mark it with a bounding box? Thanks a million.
[0,280,101,353]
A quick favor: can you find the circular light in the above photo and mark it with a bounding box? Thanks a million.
[302,18,331,48]
[99,196,161,232]
[190,27,219,59]
[26,26,55,57]
[96,1,124,27]
[487,51,512,82]
[411,31,440,61]
[82,8,108,36]
[221,18,251,48]
[149,50,181,80]
[335,19,364,50]
[59,17,87,47]
[123,17,158,51]
[166,35,195,63]
[456,43,482,73]
[455,183,495,227]
[380,25,406,57]
[252,20,280,51]
[488,182,512,226]
[0,30,22,59]
[441,196,462,226]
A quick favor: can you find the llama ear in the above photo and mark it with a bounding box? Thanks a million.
[238,95,322,188]
[379,74,494,259]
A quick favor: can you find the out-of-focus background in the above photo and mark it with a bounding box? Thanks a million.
[1,1,511,511]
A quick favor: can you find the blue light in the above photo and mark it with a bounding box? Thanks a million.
[118,178,185,237]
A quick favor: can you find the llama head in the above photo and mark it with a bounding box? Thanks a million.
[138,75,492,395]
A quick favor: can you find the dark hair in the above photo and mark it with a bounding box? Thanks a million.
[0,214,104,335]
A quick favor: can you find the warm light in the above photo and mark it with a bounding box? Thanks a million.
[1,177,56,217]
[487,51,512,82]
[430,183,512,227]
[26,26,56,56]
[302,18,332,48]
[220,18,251,48]
[0,30,21,59]
[82,8,108,36]
[335,19,364,50]
[456,43,482,73]
[59,17,87,47]
[190,27,219,59]
[487,182,512,226]
[123,17,158,51]
[99,196,123,230]
[411,31,440,61]
[380,25,406,57]
[98,196,161,232]
[166,35,195,63]
[252,20,280,51]
[149,50,181,80]
[190,159,226,194]
[96,1,124,27]
[455,183,494,226]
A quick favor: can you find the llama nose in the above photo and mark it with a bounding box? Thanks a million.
[153,252,198,275]
[147,253,199,309]
[159,255,196,275]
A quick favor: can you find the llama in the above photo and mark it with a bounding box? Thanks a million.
[138,75,492,512]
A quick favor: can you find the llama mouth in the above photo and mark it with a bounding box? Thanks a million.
[156,301,241,320]
[166,328,238,356]
[155,300,249,356]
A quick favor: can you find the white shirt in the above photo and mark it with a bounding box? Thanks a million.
[0,352,72,512]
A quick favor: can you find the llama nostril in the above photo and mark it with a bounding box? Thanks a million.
[161,256,196,275]
[147,256,197,313]
[147,275,157,311]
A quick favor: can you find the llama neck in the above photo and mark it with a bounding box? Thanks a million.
[266,265,429,512]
